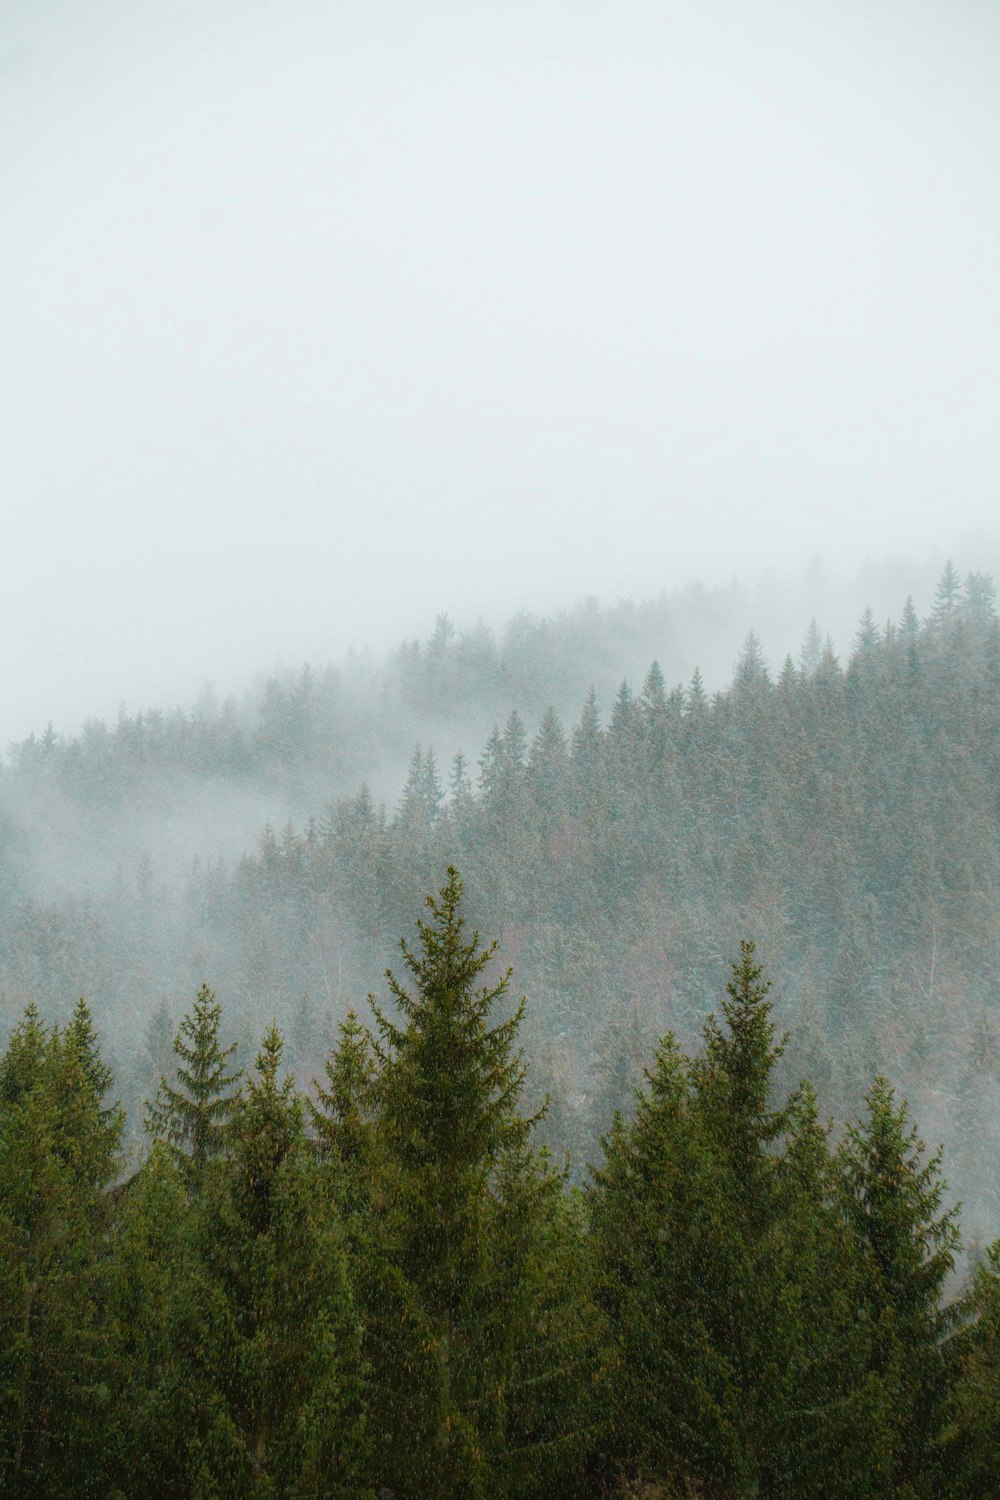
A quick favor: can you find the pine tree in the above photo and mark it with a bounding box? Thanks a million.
[929,560,962,631]
[65,998,124,1179]
[571,688,604,777]
[526,708,569,814]
[311,1011,374,1152]
[840,1076,960,1498]
[503,708,528,769]
[448,751,476,829]
[0,1001,47,1107]
[733,628,771,696]
[639,660,667,721]
[945,1240,1000,1498]
[146,983,242,1171]
[589,1033,723,1489]
[0,1005,124,1496]
[187,1027,372,1497]
[398,745,443,829]
[105,1143,200,1497]
[365,868,597,1499]
[590,946,882,1498]
[800,618,823,677]
[692,940,789,1186]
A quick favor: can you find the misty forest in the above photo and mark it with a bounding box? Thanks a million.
[4,567,1000,1496]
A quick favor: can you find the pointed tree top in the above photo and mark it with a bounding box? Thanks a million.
[370,867,531,1171]
[146,983,242,1167]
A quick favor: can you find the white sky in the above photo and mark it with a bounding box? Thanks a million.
[2,0,999,741]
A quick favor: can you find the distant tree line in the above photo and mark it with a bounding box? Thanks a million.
[2,871,1000,1498]
[2,585,773,808]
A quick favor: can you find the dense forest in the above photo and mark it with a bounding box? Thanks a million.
[3,564,1000,1492]
[1,565,999,1242]
[3,870,1000,1498]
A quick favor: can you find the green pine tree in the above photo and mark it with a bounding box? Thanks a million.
[945,1240,1000,1498]
[105,1143,200,1497]
[146,983,241,1171]
[590,945,883,1498]
[310,1008,376,1170]
[0,1005,124,1497]
[365,867,597,1499]
[840,1075,960,1499]
[186,1026,371,1497]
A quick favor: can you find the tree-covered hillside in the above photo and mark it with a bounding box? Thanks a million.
[2,566,1000,1241]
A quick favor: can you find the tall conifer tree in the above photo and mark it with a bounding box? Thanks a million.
[591,945,883,1498]
[365,868,597,1499]
[840,1076,960,1498]
[146,983,241,1171]
[0,1005,124,1497]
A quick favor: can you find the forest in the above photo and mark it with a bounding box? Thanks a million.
[2,870,999,1498]
[2,565,1000,1232]
[3,564,1000,1494]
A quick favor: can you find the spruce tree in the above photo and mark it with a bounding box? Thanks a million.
[310,1008,376,1169]
[105,1143,200,1497]
[840,1076,960,1499]
[0,1001,47,1107]
[590,1033,724,1489]
[64,998,125,1182]
[0,1006,124,1497]
[590,945,882,1498]
[945,1241,1000,1497]
[366,867,597,1499]
[186,1026,371,1498]
[146,983,241,1170]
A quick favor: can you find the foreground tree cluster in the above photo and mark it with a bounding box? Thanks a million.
[3,871,1000,1498]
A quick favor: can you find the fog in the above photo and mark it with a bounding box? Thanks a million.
[3,0,1000,742]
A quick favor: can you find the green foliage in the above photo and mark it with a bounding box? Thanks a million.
[0,896,990,1497]
[105,1144,200,1496]
[185,1026,371,1497]
[0,1003,124,1497]
[111,1027,371,1498]
[310,1008,376,1167]
[946,1241,1000,1497]
[840,1076,961,1498]
[591,946,885,1499]
[147,983,242,1170]
[364,867,599,1498]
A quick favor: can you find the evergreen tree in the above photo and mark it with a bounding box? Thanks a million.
[840,1076,961,1499]
[503,708,528,769]
[590,946,882,1498]
[146,983,241,1171]
[366,868,597,1499]
[398,745,443,829]
[105,1144,200,1497]
[590,1033,722,1489]
[639,659,667,720]
[311,1010,375,1158]
[0,1007,124,1497]
[65,998,124,1174]
[800,618,823,677]
[187,1027,371,1497]
[945,1240,1000,1498]
[448,751,476,829]
[526,708,569,815]
[733,628,771,695]
[929,561,962,631]
[0,1002,48,1110]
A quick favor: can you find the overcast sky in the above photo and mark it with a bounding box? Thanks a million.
[2,0,999,742]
